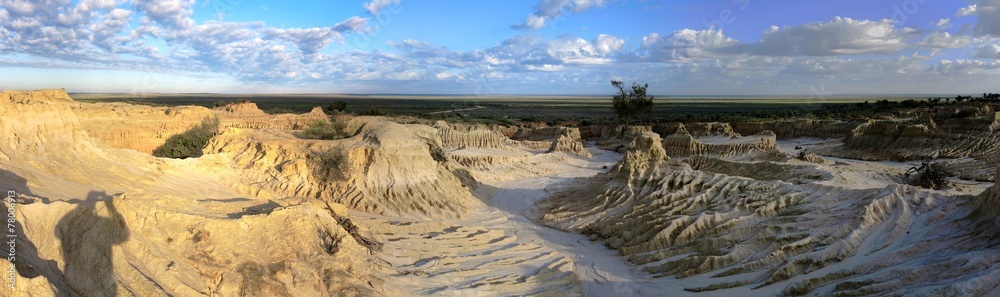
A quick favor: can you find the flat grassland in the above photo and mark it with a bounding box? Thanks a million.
[71,93,922,124]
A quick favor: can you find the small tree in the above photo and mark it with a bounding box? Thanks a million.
[611,80,654,125]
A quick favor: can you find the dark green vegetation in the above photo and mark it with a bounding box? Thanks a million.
[611,80,654,124]
[300,120,348,140]
[311,146,348,182]
[152,115,220,159]
[72,93,1000,125]
[213,98,250,108]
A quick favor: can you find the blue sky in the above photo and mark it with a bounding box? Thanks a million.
[1,0,999,95]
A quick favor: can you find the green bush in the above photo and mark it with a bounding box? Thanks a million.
[312,146,348,182]
[301,120,347,140]
[153,116,220,159]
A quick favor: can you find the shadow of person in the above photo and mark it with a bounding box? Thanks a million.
[56,191,130,297]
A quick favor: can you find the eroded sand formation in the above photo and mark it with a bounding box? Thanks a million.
[1,90,998,296]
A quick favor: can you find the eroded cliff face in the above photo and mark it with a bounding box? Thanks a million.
[74,100,329,154]
[75,103,214,155]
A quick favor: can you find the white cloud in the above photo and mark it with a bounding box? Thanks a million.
[513,0,613,30]
[917,31,975,49]
[937,59,1000,74]
[333,16,370,33]
[263,27,339,56]
[363,0,402,16]
[636,18,910,63]
[132,0,195,29]
[937,18,952,29]
[593,34,624,55]
[958,4,978,16]
[89,8,133,50]
[514,14,548,30]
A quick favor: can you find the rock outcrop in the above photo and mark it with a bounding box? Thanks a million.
[203,121,478,218]
[661,124,777,158]
[731,119,860,140]
[216,102,329,130]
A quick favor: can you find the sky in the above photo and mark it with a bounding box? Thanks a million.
[1,0,1000,95]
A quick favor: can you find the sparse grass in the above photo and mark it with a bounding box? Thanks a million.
[152,115,220,159]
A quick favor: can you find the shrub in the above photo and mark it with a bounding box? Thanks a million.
[301,120,347,140]
[153,116,220,159]
[905,162,949,190]
[312,146,348,182]
[327,101,347,113]
[427,143,447,163]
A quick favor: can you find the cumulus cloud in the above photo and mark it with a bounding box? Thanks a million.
[736,17,908,56]
[513,0,612,30]
[640,29,736,61]
[974,44,1000,58]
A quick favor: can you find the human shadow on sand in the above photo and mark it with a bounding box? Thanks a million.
[55,191,130,297]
